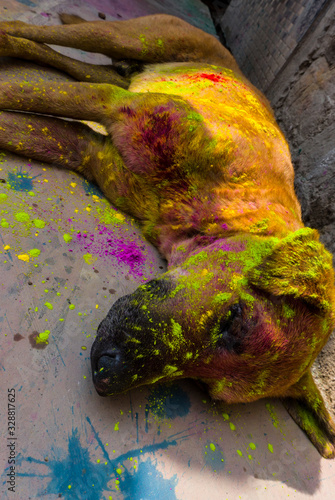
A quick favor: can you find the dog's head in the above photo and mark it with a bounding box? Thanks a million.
[91,228,335,457]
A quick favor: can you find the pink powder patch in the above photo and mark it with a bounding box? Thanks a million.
[70,225,146,277]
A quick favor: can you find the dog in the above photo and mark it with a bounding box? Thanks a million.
[0,13,335,458]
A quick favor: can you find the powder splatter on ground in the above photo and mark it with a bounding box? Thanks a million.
[146,384,191,420]
[67,225,147,278]
[204,440,225,471]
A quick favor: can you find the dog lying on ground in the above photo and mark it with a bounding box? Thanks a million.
[0,13,335,458]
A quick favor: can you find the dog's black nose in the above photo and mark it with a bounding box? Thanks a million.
[97,352,123,373]
[92,348,129,396]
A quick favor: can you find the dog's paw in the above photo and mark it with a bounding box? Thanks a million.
[282,370,335,459]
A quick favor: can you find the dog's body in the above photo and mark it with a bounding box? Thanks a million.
[0,14,335,458]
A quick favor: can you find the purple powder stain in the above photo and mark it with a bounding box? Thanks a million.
[219,242,232,252]
[71,225,146,278]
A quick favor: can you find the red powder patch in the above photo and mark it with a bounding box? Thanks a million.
[199,73,224,83]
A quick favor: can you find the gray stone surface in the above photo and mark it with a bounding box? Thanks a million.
[268,1,335,256]
[220,0,329,91]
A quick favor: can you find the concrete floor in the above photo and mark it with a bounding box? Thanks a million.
[1,0,335,499]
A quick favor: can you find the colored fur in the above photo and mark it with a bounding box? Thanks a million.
[0,14,334,458]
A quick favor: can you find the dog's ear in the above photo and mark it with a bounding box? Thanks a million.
[281,370,335,458]
[248,228,335,312]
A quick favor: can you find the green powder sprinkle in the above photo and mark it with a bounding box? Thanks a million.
[210,443,216,451]
[36,329,50,344]
[1,218,9,228]
[213,292,232,304]
[229,422,236,431]
[63,233,72,243]
[187,111,204,122]
[0,193,8,202]
[171,318,182,336]
[83,253,96,265]
[114,422,119,431]
[283,303,295,319]
[33,219,45,228]
[69,304,75,310]
[184,251,208,267]
[15,211,30,223]
[236,450,243,457]
[265,402,279,428]
[268,443,274,453]
[44,302,53,310]
[249,442,256,450]
[29,248,41,257]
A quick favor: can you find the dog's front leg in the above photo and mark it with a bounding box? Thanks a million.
[0,81,131,126]
[0,32,129,87]
[0,110,103,180]
[0,110,157,222]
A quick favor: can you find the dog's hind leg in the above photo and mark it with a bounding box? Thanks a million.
[0,14,240,71]
[0,32,129,86]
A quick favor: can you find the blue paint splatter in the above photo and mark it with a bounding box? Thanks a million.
[7,167,41,191]
[119,458,178,500]
[0,233,13,262]
[15,429,107,499]
[10,417,181,499]
[16,0,36,6]
[203,441,225,471]
[136,412,139,443]
[146,384,191,420]
[82,179,103,198]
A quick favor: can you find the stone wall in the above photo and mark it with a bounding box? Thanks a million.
[220,0,329,92]
[267,1,335,256]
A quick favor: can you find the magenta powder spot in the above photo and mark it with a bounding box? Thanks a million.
[71,225,146,277]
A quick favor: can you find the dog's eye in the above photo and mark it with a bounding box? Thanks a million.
[216,302,245,353]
